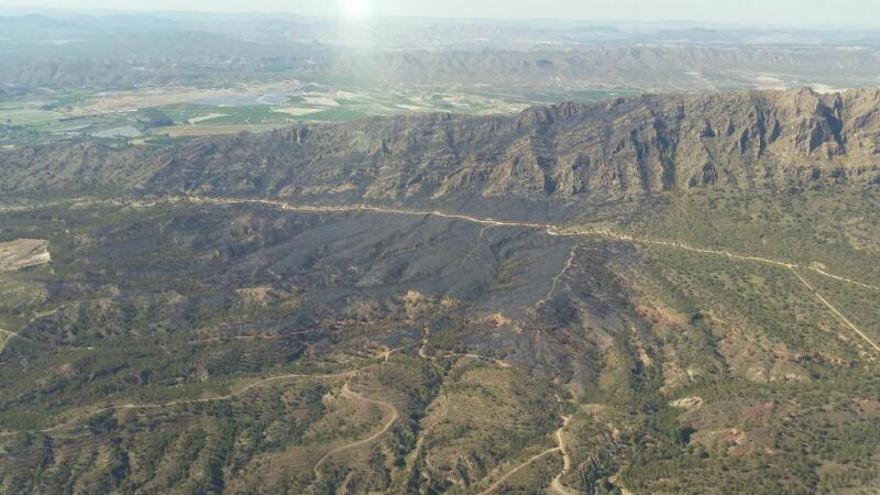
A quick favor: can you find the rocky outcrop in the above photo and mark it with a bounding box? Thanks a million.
[2,89,879,203]
[0,239,51,271]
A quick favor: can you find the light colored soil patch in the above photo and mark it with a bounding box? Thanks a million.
[92,126,142,138]
[70,80,304,115]
[395,104,430,112]
[670,396,704,411]
[152,124,280,137]
[753,74,787,89]
[1,108,64,126]
[74,88,238,115]
[302,95,340,107]
[274,107,323,116]
[187,113,228,124]
[0,239,51,271]
[811,83,848,94]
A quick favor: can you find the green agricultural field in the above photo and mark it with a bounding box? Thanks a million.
[1,82,630,144]
[0,107,63,126]
[204,105,292,125]
[292,107,370,122]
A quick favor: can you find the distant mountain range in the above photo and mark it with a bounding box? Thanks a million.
[2,13,880,91]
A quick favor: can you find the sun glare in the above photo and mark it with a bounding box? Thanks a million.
[342,0,370,18]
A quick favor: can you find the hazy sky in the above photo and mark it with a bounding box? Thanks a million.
[1,0,878,27]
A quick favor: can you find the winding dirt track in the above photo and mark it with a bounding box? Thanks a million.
[541,247,578,305]
[3,195,876,434]
[477,447,561,495]
[550,415,578,495]
[180,195,878,355]
[0,370,356,437]
[806,265,880,292]
[3,367,401,493]
[4,194,877,296]
[312,383,399,483]
[2,194,878,488]
[187,195,873,286]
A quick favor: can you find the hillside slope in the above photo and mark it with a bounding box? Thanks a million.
[2,88,879,208]
[1,89,880,494]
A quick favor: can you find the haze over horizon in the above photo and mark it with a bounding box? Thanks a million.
[1,0,879,28]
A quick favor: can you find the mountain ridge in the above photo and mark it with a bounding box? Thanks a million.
[2,88,879,206]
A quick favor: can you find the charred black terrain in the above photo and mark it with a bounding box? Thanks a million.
[1,89,879,494]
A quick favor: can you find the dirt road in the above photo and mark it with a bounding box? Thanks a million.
[312,383,399,482]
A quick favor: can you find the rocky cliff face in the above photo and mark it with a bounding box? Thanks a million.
[2,88,879,203]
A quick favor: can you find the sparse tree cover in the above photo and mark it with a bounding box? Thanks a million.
[1,7,880,495]
[1,183,877,493]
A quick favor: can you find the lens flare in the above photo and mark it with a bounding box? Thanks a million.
[342,0,370,17]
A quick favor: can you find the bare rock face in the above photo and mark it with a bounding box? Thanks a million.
[0,239,51,271]
[2,89,879,203]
